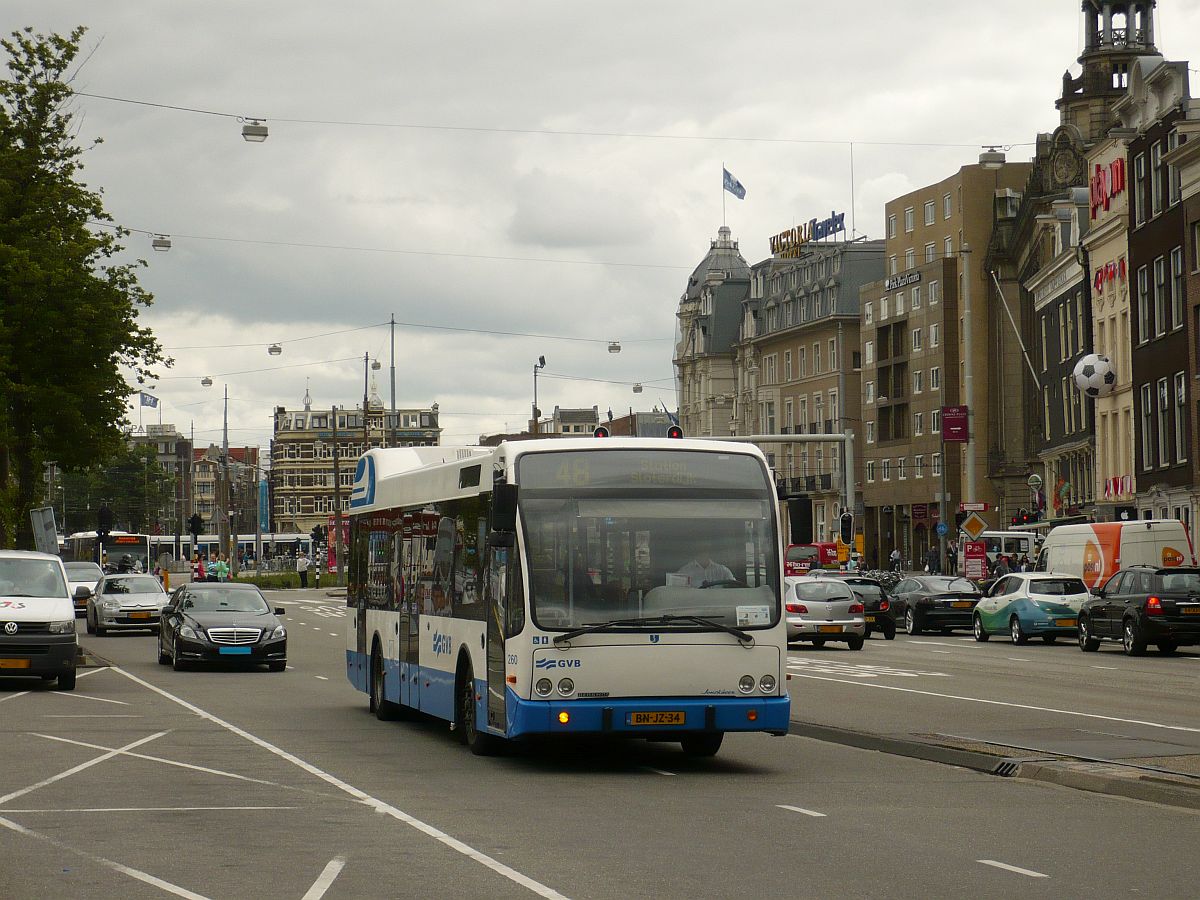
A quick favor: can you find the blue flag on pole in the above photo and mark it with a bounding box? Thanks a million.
[139,392,159,408]
[723,168,747,200]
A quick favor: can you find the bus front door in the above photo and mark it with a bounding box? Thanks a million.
[485,544,510,732]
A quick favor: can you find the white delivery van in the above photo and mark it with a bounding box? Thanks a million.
[0,550,79,690]
[1033,520,1196,591]
[981,531,1040,566]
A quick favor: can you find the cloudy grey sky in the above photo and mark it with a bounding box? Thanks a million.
[9,2,1200,455]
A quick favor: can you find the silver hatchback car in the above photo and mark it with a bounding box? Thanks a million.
[86,574,168,635]
[785,577,866,650]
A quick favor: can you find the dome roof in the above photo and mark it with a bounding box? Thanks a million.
[682,226,749,301]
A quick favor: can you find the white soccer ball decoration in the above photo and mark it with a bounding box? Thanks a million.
[1072,353,1117,398]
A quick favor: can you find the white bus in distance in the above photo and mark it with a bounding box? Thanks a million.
[344,436,791,757]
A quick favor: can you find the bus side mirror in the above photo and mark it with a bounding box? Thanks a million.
[491,483,518,532]
[488,532,515,550]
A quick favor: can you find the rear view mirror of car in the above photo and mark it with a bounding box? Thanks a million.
[73,586,91,600]
[1094,589,1105,599]
[274,607,286,616]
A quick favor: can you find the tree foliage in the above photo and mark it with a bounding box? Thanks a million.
[0,27,167,548]
[58,444,176,535]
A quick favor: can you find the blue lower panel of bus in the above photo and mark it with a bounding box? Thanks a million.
[346,651,462,724]
[505,688,790,738]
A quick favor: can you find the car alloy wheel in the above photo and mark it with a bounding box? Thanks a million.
[1078,617,1100,652]
[905,608,921,636]
[1122,619,1146,657]
[973,614,989,642]
[1009,617,1028,645]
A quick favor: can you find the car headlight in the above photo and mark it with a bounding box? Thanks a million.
[101,599,120,612]
[48,620,75,634]
[179,625,200,640]
[267,625,286,640]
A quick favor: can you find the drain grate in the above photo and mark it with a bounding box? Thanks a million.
[992,760,1022,777]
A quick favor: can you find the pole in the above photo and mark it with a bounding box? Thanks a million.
[532,364,539,436]
[849,141,856,239]
[939,435,948,572]
[222,385,230,570]
[389,314,397,449]
[961,243,976,504]
[332,405,344,587]
[363,352,370,452]
[721,161,726,227]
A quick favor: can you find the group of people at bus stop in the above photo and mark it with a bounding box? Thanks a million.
[190,552,232,583]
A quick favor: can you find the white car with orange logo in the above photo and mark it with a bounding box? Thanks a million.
[1034,520,1195,591]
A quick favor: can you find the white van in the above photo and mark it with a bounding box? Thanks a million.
[981,531,1040,566]
[1033,519,1196,591]
[0,550,78,690]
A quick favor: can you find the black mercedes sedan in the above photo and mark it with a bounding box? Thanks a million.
[158,583,287,671]
[891,576,982,635]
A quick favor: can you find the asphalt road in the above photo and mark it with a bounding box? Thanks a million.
[786,627,1200,760]
[1,589,1198,899]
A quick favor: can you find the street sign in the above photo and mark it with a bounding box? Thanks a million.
[29,507,58,555]
[936,522,949,537]
[960,511,988,541]
[958,502,990,512]
[942,405,969,443]
[964,541,987,579]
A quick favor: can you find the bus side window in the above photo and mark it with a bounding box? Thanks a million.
[506,554,525,638]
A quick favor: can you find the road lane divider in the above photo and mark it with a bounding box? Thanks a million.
[302,857,346,900]
[0,731,168,807]
[977,859,1048,878]
[777,805,825,818]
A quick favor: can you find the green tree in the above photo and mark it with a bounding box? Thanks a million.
[60,444,176,535]
[0,27,167,548]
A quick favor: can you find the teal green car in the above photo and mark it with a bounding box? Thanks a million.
[972,573,1091,645]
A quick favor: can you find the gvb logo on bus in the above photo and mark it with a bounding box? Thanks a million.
[535,658,581,669]
[431,632,453,656]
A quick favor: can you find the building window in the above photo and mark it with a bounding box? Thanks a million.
[1193,221,1200,274]
[943,236,953,258]
[829,338,837,371]
[865,340,874,365]
[929,280,940,304]
[866,421,875,444]
[915,454,925,479]
[865,301,873,325]
[1151,142,1163,217]
[1134,153,1147,225]
[866,460,876,482]
[913,370,924,394]
[943,193,952,219]
[930,366,941,390]
[1154,256,1167,337]
[930,323,940,348]
[925,243,936,263]
[932,453,942,477]
[889,256,898,275]
[932,409,941,433]
[1171,247,1184,330]
[784,351,793,381]
[1158,378,1170,466]
[1137,266,1151,343]
[887,215,897,239]
[1168,130,1182,206]
[905,248,916,270]
[914,411,924,435]
[898,458,907,480]
[904,207,914,233]
[813,343,821,375]
[911,286,922,310]
[882,459,892,481]
[1175,372,1188,463]
[865,381,875,404]
[911,328,923,352]
[924,201,935,226]
[1140,383,1153,469]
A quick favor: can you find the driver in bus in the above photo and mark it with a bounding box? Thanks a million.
[677,541,735,587]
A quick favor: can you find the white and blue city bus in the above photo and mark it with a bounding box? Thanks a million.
[345,436,791,757]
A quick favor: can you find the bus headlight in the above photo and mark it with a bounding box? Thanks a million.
[759,674,776,693]
[557,678,574,696]
[535,678,553,697]
[738,675,755,694]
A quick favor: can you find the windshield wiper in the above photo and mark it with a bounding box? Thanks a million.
[553,614,754,647]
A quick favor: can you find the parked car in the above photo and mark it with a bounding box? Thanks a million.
[64,561,103,616]
[784,577,865,650]
[784,542,838,576]
[0,550,77,690]
[807,572,895,639]
[1078,566,1200,656]
[972,572,1089,644]
[86,573,169,636]
[158,582,287,671]
[891,576,982,635]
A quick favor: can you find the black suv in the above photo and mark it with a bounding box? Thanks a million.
[1078,566,1200,656]
[807,573,895,640]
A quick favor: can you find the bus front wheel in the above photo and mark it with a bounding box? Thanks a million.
[680,732,723,757]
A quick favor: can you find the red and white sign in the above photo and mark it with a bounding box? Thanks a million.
[964,541,987,579]
[958,502,990,512]
[1103,475,1133,499]
[1090,158,1127,219]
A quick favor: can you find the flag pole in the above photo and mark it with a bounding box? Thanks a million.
[721,162,726,227]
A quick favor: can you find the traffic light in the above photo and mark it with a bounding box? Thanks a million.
[593,425,610,438]
[839,512,854,545]
[310,524,326,546]
[97,505,114,539]
[666,425,684,439]
[188,514,203,541]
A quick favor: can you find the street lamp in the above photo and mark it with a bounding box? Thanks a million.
[608,341,621,354]
[151,234,171,252]
[241,118,268,142]
[979,146,1006,169]
[532,355,546,435]
[268,343,282,356]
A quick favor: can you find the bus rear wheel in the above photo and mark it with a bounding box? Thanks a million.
[370,649,399,721]
[680,733,723,757]
[458,661,502,756]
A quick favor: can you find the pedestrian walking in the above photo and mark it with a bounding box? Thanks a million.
[297,550,311,588]
[925,547,940,575]
[889,548,901,572]
[191,553,206,584]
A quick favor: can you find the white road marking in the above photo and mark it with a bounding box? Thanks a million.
[787,658,950,679]
[315,675,329,681]
[787,672,1200,734]
[1006,658,1031,662]
[113,668,570,900]
[640,767,675,776]
[4,806,298,813]
[0,814,211,899]
[0,731,167,806]
[977,859,1048,879]
[48,691,130,706]
[76,666,110,678]
[0,691,31,704]
[928,650,952,654]
[906,640,953,646]
[0,667,109,706]
[286,666,295,670]
[1090,666,1119,670]
[302,856,347,900]
[777,804,826,818]
[30,733,280,786]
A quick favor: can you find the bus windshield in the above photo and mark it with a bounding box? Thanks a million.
[519,450,780,632]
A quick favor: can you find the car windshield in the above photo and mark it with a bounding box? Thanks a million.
[0,558,67,598]
[793,581,853,601]
[65,562,103,580]
[103,576,164,595]
[926,577,980,594]
[847,583,884,602]
[1158,572,1200,593]
[1029,578,1087,596]
[182,589,270,613]
[519,450,779,631]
